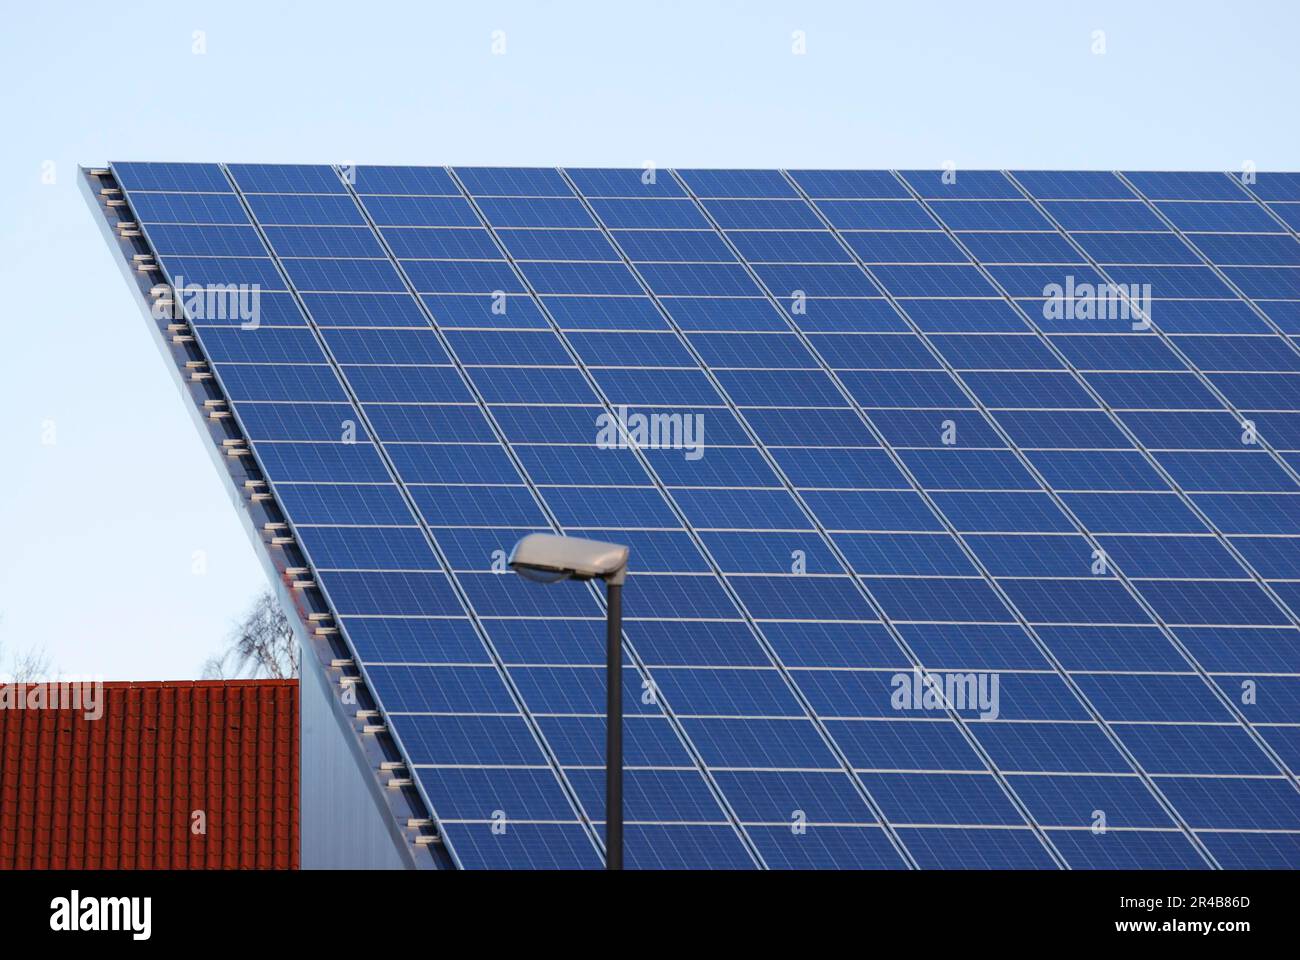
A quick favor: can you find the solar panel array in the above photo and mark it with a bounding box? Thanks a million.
[101,163,1300,869]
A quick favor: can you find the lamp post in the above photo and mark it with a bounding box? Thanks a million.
[508,533,629,869]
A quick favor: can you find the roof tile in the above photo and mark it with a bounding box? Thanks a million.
[0,680,297,869]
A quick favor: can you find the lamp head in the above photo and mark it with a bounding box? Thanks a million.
[508,534,629,585]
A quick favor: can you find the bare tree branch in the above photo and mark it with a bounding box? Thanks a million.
[203,590,299,680]
[0,616,53,682]
[9,645,51,683]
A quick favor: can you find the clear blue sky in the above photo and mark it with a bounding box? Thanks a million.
[2,0,1297,680]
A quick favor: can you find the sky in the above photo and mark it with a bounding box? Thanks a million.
[1,0,1297,680]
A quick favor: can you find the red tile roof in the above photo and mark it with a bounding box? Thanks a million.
[0,680,298,869]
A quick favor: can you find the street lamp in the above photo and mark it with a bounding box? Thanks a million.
[508,533,629,869]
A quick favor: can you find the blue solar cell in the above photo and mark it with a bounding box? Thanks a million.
[368,663,520,713]
[229,163,345,194]
[1244,172,1300,201]
[380,226,500,259]
[424,292,548,327]
[901,298,1029,333]
[1158,777,1300,830]
[790,169,911,200]
[281,256,407,293]
[1047,830,1207,870]
[858,772,1027,825]
[252,442,392,484]
[295,525,438,570]
[565,768,730,825]
[1006,773,1177,828]
[437,823,602,870]
[542,294,666,329]
[475,196,595,228]
[810,331,936,368]
[411,484,548,527]
[682,717,839,768]
[620,825,759,869]
[900,170,1024,200]
[761,623,897,669]
[145,223,267,257]
[678,169,799,199]
[497,228,620,261]
[929,200,1053,231]
[519,260,643,295]
[563,167,686,198]
[1189,233,1300,266]
[1012,170,1135,200]
[1156,201,1280,233]
[456,166,573,197]
[753,825,907,868]
[817,200,939,230]
[508,666,662,715]
[344,617,487,664]
[245,192,366,225]
[873,264,995,298]
[353,165,460,196]
[1044,200,1167,232]
[414,766,579,822]
[128,191,249,224]
[840,370,968,407]
[360,195,481,227]
[1039,624,1189,672]
[959,231,1083,264]
[1071,231,1201,265]
[1223,265,1300,299]
[1200,832,1300,870]
[402,259,525,294]
[636,261,759,297]
[971,721,1131,773]
[161,255,286,290]
[113,161,232,192]
[732,230,852,264]
[1123,170,1245,201]
[899,827,1059,868]
[702,198,824,230]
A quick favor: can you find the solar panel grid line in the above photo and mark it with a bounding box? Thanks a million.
[98,165,1300,868]
[336,165,770,867]
[894,179,1300,671]
[1005,174,1300,492]
[1113,174,1300,411]
[1232,175,1300,245]
[670,170,1220,867]
[439,166,901,869]
[1124,174,1299,286]
[215,166,609,867]
[564,170,1077,868]
[1000,187,1300,509]
[998,177,1300,629]
[878,174,1300,796]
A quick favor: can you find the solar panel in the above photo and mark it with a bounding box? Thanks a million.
[89,163,1300,869]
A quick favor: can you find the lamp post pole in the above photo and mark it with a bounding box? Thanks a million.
[605,580,623,870]
[506,533,629,871]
